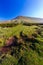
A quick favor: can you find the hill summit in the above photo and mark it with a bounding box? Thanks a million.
[0,16,43,24]
[12,16,43,23]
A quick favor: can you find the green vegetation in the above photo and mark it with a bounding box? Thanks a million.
[0,23,43,65]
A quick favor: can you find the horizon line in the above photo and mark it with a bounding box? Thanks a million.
[0,15,43,21]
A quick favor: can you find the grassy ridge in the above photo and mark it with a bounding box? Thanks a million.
[0,24,43,65]
[0,24,38,45]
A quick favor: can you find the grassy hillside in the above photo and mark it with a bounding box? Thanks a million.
[0,16,43,24]
[0,23,43,65]
[12,16,43,23]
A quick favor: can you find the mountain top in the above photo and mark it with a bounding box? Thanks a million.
[13,16,43,20]
[12,16,43,23]
[0,16,43,24]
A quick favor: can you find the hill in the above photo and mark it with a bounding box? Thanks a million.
[0,16,43,65]
[0,16,43,24]
[0,24,43,65]
[13,16,43,23]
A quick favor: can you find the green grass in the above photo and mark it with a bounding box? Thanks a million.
[0,24,43,65]
[0,24,38,38]
[0,24,38,46]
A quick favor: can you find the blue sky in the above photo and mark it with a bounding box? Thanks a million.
[0,0,43,20]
